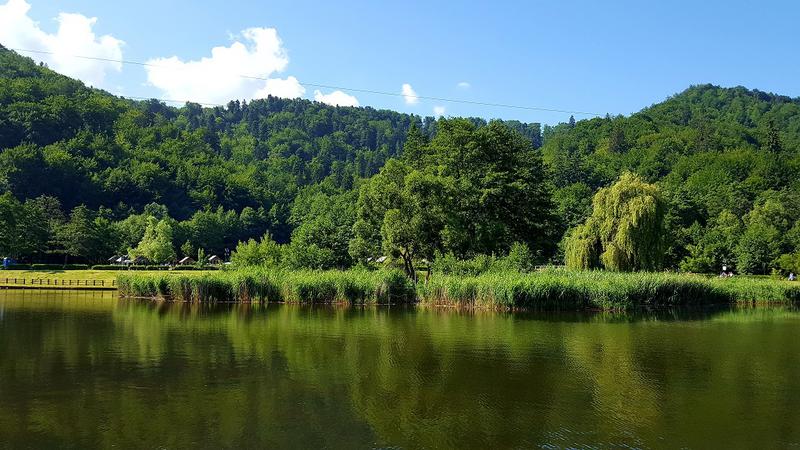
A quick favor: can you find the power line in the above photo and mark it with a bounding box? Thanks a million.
[10,47,604,116]
[120,95,224,107]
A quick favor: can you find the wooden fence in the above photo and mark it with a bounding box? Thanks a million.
[0,278,116,289]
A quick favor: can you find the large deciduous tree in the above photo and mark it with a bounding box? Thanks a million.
[129,217,176,264]
[350,120,556,279]
[565,172,666,271]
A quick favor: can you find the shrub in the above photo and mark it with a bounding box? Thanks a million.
[30,264,90,270]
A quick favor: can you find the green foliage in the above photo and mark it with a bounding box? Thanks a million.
[29,264,89,270]
[53,205,117,264]
[565,172,666,271]
[91,265,127,270]
[680,210,742,273]
[431,242,536,276]
[229,233,283,267]
[418,270,800,310]
[118,269,416,304]
[777,252,800,274]
[283,188,356,269]
[129,217,176,264]
[351,120,555,279]
[736,223,781,275]
[3,45,800,275]
[180,240,194,258]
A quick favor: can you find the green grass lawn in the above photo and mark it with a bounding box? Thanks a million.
[0,269,215,288]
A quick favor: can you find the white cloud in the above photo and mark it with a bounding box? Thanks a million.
[314,89,359,107]
[253,76,305,99]
[145,27,302,103]
[0,0,123,87]
[433,105,446,117]
[401,83,418,105]
[457,81,471,89]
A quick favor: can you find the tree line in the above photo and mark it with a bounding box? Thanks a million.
[1,46,799,274]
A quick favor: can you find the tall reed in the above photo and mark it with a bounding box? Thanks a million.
[417,270,800,310]
[118,269,416,305]
[118,268,800,310]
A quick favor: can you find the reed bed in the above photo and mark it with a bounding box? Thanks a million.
[119,268,800,310]
[417,270,800,310]
[117,269,416,305]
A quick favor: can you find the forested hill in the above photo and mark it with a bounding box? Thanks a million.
[0,45,413,221]
[542,84,800,272]
[0,45,541,220]
[1,43,799,274]
[0,45,542,263]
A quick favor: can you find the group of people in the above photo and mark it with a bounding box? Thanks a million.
[719,266,735,278]
[719,266,797,281]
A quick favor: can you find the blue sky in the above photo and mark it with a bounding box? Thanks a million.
[2,0,798,124]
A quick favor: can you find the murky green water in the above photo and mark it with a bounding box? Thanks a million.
[1,291,799,449]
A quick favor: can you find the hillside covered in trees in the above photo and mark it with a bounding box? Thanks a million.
[542,84,800,274]
[1,45,799,274]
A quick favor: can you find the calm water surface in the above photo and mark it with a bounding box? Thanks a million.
[1,290,799,449]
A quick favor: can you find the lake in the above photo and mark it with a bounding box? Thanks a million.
[1,291,799,449]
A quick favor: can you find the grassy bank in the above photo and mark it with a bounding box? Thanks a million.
[116,268,800,309]
[0,269,216,290]
[419,270,800,310]
[118,269,416,305]
[0,270,121,283]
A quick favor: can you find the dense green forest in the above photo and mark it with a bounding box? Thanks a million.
[1,45,799,274]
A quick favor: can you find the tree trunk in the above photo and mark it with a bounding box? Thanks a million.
[400,249,416,282]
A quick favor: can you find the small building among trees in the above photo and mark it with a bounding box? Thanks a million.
[207,255,223,265]
[178,256,196,265]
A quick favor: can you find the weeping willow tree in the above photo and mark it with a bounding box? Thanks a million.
[565,172,666,271]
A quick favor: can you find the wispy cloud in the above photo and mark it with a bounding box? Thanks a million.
[433,105,446,117]
[457,81,471,89]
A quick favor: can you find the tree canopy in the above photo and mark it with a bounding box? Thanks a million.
[565,173,666,271]
[1,45,800,275]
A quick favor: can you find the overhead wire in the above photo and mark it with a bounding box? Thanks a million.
[9,47,604,116]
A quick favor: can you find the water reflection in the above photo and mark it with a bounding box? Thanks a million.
[1,291,799,448]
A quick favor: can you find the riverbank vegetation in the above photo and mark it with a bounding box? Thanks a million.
[2,46,800,276]
[118,269,416,304]
[419,270,800,310]
[117,268,800,310]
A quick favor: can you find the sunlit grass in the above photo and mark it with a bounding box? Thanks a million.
[118,268,416,305]
[117,267,800,309]
[418,269,800,310]
[0,269,216,288]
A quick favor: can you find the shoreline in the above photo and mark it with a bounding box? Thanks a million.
[115,269,800,311]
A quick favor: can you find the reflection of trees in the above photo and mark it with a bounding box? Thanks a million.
[1,293,799,448]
